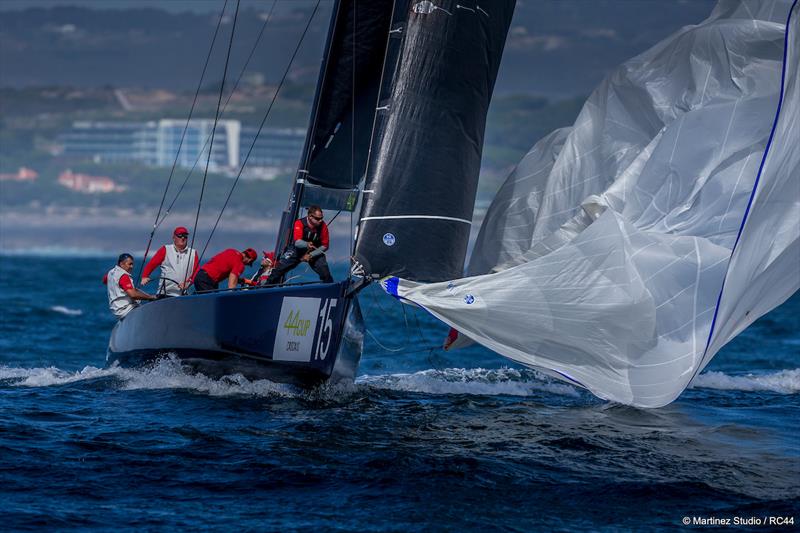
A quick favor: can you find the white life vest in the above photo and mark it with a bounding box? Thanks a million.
[158,244,197,296]
[107,265,136,319]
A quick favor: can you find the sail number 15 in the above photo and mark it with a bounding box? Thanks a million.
[314,298,338,361]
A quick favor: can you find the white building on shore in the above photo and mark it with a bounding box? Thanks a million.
[60,119,304,177]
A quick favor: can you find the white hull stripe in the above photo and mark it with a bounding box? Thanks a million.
[360,215,472,225]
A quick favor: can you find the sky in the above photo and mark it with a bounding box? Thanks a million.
[0,0,322,13]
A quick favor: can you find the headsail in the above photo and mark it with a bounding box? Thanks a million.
[384,0,799,407]
[354,0,516,282]
[305,0,395,192]
[276,0,395,252]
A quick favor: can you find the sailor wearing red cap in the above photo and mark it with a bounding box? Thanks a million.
[241,251,276,287]
[258,251,276,285]
[193,248,258,293]
[140,226,199,296]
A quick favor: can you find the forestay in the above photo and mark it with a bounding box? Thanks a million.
[384,0,800,407]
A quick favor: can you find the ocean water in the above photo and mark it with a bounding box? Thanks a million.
[0,255,797,531]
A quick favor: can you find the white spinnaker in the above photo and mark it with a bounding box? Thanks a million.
[385,0,799,407]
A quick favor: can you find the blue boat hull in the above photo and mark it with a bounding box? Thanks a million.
[107,281,363,387]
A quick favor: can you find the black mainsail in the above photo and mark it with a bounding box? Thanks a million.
[354,0,516,282]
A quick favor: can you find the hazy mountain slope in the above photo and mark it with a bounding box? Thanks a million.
[1,1,714,96]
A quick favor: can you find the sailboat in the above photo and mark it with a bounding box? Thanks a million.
[107,0,517,386]
[111,0,797,407]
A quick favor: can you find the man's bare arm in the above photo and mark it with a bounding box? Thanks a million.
[125,288,156,301]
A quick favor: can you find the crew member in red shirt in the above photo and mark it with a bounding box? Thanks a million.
[140,226,199,296]
[192,248,258,293]
[103,253,156,319]
[266,205,333,285]
[241,251,276,287]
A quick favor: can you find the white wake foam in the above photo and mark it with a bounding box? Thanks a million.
[0,361,577,399]
[357,367,580,397]
[114,358,298,397]
[4,361,794,399]
[49,305,83,316]
[0,364,116,386]
[0,357,297,397]
[691,369,800,394]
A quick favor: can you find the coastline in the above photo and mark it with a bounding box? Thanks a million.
[0,206,353,259]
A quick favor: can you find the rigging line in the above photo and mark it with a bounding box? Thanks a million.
[137,0,229,282]
[405,345,443,356]
[184,0,242,289]
[153,0,279,232]
[197,0,322,264]
[363,292,412,353]
[350,0,356,270]
[327,209,342,226]
[410,306,428,345]
[361,285,413,352]
[409,307,445,371]
[366,328,406,352]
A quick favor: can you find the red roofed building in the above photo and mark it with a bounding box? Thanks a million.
[58,170,125,194]
[0,167,38,182]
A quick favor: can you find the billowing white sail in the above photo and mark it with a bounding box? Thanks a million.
[382,0,800,407]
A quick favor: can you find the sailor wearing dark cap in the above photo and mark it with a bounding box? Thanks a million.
[192,248,258,293]
[140,226,199,296]
[104,253,156,319]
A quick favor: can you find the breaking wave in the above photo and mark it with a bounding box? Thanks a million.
[356,367,581,397]
[2,360,796,399]
[0,360,578,399]
[49,305,83,316]
[691,369,800,394]
[0,357,298,397]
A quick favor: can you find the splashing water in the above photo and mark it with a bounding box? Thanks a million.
[691,369,800,394]
[357,367,581,397]
[4,357,796,399]
[0,357,298,398]
[1,358,578,399]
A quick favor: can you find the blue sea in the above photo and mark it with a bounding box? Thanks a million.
[0,255,797,531]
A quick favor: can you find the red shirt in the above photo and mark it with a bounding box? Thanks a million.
[199,249,245,283]
[119,273,134,291]
[142,245,199,278]
[102,272,134,291]
[293,218,329,248]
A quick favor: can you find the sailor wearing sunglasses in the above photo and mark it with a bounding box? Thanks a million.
[140,226,199,296]
[267,205,334,285]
